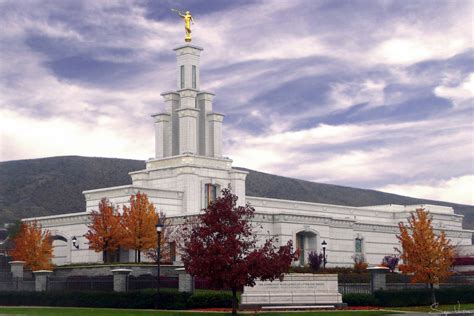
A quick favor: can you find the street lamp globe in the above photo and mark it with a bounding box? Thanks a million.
[156,222,163,233]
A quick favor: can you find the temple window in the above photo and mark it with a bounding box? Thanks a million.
[192,65,196,89]
[205,183,218,206]
[355,237,363,254]
[180,65,185,89]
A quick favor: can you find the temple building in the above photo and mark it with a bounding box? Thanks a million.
[24,43,473,267]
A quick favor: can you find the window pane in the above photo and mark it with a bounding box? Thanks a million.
[205,184,218,206]
[192,65,196,89]
[355,238,362,253]
[180,65,185,89]
[211,184,217,201]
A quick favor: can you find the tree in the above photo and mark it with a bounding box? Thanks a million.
[145,212,173,263]
[85,198,123,263]
[352,254,368,273]
[6,220,21,239]
[181,188,297,316]
[308,250,324,271]
[10,221,53,271]
[121,192,159,263]
[396,208,454,305]
[381,255,399,272]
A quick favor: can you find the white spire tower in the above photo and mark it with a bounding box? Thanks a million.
[153,45,224,159]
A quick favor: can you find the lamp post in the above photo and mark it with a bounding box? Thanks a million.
[321,240,327,269]
[155,221,163,299]
[72,236,79,249]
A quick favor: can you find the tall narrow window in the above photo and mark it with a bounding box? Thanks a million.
[169,242,176,262]
[355,238,363,254]
[205,184,217,206]
[192,65,197,89]
[180,65,185,89]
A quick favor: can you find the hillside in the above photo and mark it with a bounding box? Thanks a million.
[0,156,473,229]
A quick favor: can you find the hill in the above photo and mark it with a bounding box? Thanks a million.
[0,156,473,229]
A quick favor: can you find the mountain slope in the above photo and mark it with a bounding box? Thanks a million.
[0,156,472,229]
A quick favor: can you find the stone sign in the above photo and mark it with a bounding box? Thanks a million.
[240,274,343,307]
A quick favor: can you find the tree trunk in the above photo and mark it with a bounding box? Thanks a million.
[430,283,437,305]
[138,250,141,263]
[232,288,238,316]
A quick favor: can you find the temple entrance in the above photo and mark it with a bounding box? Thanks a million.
[51,235,69,265]
[296,231,318,266]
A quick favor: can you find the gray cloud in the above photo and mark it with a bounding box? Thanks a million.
[0,0,473,204]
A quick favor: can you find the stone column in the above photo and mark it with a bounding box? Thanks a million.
[152,113,171,158]
[161,92,180,156]
[197,92,215,156]
[177,108,200,154]
[111,269,132,292]
[33,270,53,292]
[230,170,248,205]
[178,273,195,293]
[207,112,224,157]
[9,261,25,291]
[176,268,194,293]
[368,266,389,293]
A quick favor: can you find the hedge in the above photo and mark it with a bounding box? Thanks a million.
[343,293,378,306]
[343,286,474,307]
[0,289,233,309]
[375,287,474,307]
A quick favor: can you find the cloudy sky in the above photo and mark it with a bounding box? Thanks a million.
[0,0,473,205]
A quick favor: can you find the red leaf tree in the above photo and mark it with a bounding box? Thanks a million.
[181,188,297,315]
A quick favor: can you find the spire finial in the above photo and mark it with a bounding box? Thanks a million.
[172,9,195,42]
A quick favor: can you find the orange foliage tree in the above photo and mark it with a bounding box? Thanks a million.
[121,192,159,263]
[10,221,53,271]
[396,208,454,305]
[85,198,124,263]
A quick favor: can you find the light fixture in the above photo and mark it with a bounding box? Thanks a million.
[72,236,79,249]
[156,222,163,233]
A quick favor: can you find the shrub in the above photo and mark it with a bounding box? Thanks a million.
[381,255,399,272]
[352,255,368,273]
[0,289,234,309]
[187,290,234,308]
[308,251,324,271]
[374,286,474,307]
[344,287,474,307]
[453,257,474,265]
[343,293,378,306]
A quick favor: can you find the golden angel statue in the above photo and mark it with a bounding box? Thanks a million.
[172,9,194,42]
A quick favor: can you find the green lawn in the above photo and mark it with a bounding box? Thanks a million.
[0,307,401,316]
[392,302,474,313]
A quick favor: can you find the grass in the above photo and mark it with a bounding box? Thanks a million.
[0,307,401,316]
[392,302,474,312]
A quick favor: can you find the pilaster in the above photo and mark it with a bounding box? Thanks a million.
[152,113,171,158]
[197,92,215,156]
[176,108,200,154]
[207,112,224,157]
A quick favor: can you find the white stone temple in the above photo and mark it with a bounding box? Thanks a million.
[24,44,473,267]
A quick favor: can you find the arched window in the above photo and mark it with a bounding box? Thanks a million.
[180,65,185,89]
[355,237,363,254]
[192,65,197,89]
[205,183,218,206]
